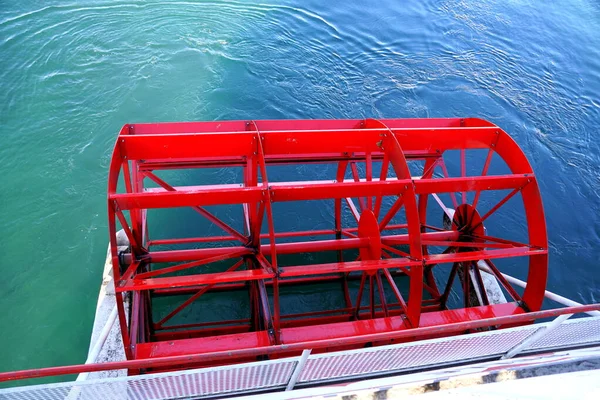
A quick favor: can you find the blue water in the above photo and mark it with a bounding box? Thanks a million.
[1,0,600,382]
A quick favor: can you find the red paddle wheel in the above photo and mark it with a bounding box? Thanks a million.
[107,118,548,370]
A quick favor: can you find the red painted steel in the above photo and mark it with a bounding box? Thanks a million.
[0,117,558,383]
[102,118,552,371]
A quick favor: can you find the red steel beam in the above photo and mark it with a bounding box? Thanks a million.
[147,229,338,246]
[110,179,411,210]
[124,118,488,135]
[424,247,547,265]
[119,132,255,160]
[122,237,370,265]
[148,225,408,247]
[111,186,263,209]
[119,269,275,292]
[280,258,421,278]
[152,271,410,296]
[413,174,532,194]
[122,231,459,267]
[119,126,500,162]
[110,174,531,211]
[138,151,441,170]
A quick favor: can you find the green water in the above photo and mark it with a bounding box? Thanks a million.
[2,0,600,384]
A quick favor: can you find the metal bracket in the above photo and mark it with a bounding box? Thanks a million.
[286,349,312,391]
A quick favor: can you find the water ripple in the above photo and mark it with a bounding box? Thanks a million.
[2,0,600,379]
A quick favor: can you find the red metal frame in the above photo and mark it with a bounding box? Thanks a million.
[0,117,558,382]
[104,118,548,371]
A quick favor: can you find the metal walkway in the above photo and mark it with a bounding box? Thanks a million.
[2,315,599,400]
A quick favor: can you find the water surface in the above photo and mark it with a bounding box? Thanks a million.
[1,0,600,381]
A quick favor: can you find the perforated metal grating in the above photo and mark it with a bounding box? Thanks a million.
[527,316,600,351]
[0,360,296,400]
[1,316,599,400]
[298,327,538,383]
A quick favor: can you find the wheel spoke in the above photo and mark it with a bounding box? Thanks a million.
[379,196,405,231]
[366,153,373,210]
[462,263,471,308]
[345,197,361,223]
[421,224,448,232]
[472,187,522,230]
[138,249,248,279]
[383,268,410,324]
[461,149,467,205]
[374,154,389,218]
[144,171,247,244]
[481,259,522,302]
[464,233,532,248]
[420,158,440,181]
[350,162,366,212]
[341,273,352,308]
[369,275,375,318]
[376,272,388,317]
[335,160,349,241]
[156,259,245,327]
[380,243,411,259]
[341,230,358,238]
[422,240,516,249]
[473,149,493,208]
[471,261,490,306]
[431,193,454,220]
[440,262,459,308]
[439,160,459,208]
[354,272,367,319]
